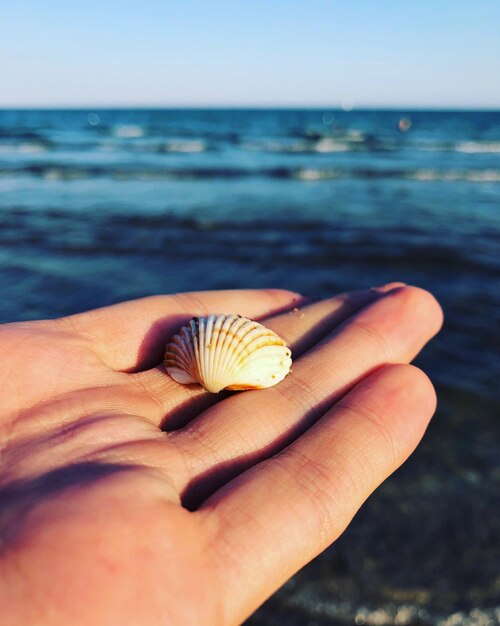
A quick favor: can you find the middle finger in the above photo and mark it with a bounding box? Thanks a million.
[171,286,442,506]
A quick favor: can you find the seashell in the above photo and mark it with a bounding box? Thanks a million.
[164,314,292,393]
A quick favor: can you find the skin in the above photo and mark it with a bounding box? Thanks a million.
[0,284,443,625]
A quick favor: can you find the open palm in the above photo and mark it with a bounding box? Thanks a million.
[0,285,442,625]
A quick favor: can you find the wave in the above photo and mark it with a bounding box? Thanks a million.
[0,142,48,153]
[155,140,207,153]
[313,137,351,152]
[0,128,47,141]
[455,141,500,153]
[2,163,500,183]
[295,167,500,183]
[241,140,310,153]
[407,169,500,182]
[241,132,373,154]
[238,133,490,155]
[1,207,497,278]
[112,124,145,138]
[5,128,500,157]
[0,127,53,152]
[296,128,366,142]
[0,164,270,181]
[100,139,209,154]
[246,133,500,155]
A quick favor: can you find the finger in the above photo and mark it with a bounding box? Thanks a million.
[131,285,399,428]
[200,364,437,625]
[63,289,303,372]
[172,286,442,502]
[260,282,406,355]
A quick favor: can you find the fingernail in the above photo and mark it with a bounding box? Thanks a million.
[371,282,407,294]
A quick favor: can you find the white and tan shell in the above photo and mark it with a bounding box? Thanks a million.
[164,314,292,393]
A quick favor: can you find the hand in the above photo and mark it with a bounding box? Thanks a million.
[0,285,442,625]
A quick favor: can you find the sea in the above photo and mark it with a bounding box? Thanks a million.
[0,109,498,625]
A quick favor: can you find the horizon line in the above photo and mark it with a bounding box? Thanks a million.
[1,104,499,112]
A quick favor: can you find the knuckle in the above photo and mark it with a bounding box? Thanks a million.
[351,319,394,361]
[274,450,339,542]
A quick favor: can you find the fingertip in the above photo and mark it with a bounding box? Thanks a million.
[264,288,305,302]
[365,363,437,459]
[391,286,444,337]
[260,288,309,311]
[382,362,437,417]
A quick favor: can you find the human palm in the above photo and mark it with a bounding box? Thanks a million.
[0,285,442,625]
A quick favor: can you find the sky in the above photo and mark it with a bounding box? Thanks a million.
[1,0,500,108]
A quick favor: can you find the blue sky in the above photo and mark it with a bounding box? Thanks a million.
[1,0,499,108]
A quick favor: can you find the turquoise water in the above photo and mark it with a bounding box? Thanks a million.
[0,109,499,624]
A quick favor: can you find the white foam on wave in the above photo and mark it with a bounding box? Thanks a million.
[43,168,63,180]
[462,169,500,182]
[243,138,352,154]
[296,168,340,181]
[344,129,365,142]
[0,142,47,153]
[297,167,500,183]
[410,169,500,182]
[113,125,144,138]
[41,168,91,181]
[163,140,206,153]
[314,138,350,153]
[456,141,500,153]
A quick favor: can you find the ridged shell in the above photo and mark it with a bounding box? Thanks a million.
[164,314,292,393]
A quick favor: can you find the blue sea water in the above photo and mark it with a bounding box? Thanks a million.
[0,108,498,399]
[0,109,499,623]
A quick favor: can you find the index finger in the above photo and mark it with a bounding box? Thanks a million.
[63,289,303,372]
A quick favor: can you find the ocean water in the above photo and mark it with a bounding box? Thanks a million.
[0,109,499,624]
